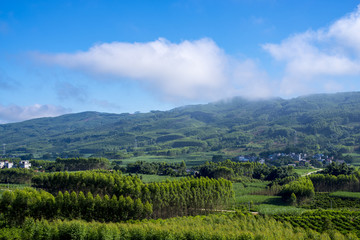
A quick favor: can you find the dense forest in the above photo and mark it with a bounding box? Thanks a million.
[1,92,360,157]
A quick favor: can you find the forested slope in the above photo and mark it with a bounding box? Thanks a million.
[1,92,360,156]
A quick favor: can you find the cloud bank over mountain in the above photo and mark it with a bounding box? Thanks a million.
[0,104,70,123]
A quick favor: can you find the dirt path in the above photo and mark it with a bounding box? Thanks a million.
[302,168,322,177]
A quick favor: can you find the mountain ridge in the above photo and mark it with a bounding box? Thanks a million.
[1,91,360,157]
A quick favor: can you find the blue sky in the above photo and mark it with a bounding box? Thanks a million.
[1,0,360,123]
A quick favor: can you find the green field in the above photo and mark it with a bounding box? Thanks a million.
[236,194,281,204]
[232,180,309,214]
[255,204,308,215]
[330,191,360,199]
[233,181,270,196]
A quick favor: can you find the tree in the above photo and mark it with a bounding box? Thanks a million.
[290,193,297,205]
[280,177,314,202]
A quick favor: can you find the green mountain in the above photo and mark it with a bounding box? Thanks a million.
[1,92,360,158]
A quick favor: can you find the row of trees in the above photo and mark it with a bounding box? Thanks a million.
[0,168,34,184]
[126,160,187,176]
[55,157,110,171]
[309,173,360,192]
[31,170,144,197]
[322,162,355,176]
[31,171,234,219]
[0,188,152,225]
[197,160,298,181]
[306,162,360,192]
[29,157,111,172]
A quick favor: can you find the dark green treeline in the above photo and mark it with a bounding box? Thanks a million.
[0,188,152,225]
[309,172,360,192]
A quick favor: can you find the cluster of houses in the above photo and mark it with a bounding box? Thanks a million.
[237,152,345,167]
[0,160,31,169]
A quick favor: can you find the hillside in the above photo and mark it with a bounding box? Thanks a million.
[1,92,360,158]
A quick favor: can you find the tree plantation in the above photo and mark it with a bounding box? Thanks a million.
[31,170,233,219]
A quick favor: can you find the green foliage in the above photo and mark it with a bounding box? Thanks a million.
[31,170,234,219]
[56,157,110,171]
[0,187,152,225]
[0,213,355,239]
[304,192,360,209]
[126,160,187,176]
[198,160,261,179]
[280,177,315,202]
[274,210,360,237]
[290,193,297,205]
[30,160,64,172]
[0,168,34,184]
[322,162,355,176]
[309,172,360,192]
[198,160,298,182]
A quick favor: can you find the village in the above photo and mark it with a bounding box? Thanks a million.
[237,152,350,167]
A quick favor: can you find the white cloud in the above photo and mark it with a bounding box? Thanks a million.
[231,59,272,99]
[0,104,70,123]
[263,4,360,96]
[36,38,271,101]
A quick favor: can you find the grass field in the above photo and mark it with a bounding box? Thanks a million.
[255,204,308,215]
[236,194,281,204]
[233,181,270,196]
[232,180,308,214]
[330,191,360,199]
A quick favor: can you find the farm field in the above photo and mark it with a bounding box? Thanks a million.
[233,181,270,196]
[231,181,305,214]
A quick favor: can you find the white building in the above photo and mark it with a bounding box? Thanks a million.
[19,160,31,169]
[3,160,13,168]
